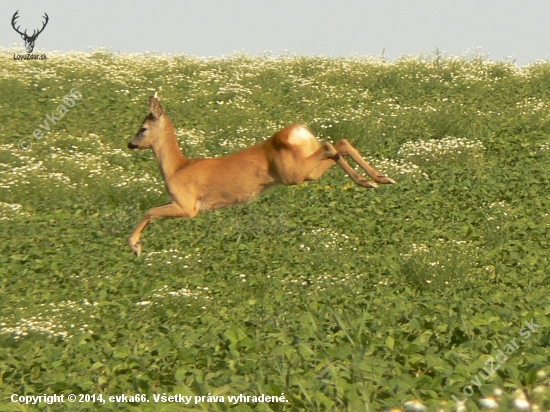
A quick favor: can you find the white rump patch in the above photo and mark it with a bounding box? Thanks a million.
[288,125,316,145]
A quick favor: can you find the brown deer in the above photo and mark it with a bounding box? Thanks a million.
[127,96,396,256]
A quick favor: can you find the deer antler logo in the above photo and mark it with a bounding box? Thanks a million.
[11,11,49,54]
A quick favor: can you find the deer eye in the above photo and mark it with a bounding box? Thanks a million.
[139,127,147,133]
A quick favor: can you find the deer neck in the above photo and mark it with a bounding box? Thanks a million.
[152,120,186,180]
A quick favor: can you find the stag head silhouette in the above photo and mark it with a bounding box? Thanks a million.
[11,11,49,53]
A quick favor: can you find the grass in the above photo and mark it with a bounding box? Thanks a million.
[0,48,549,411]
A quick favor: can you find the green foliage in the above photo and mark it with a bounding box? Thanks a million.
[1,50,550,410]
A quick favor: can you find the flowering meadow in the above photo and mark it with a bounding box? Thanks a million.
[1,48,550,411]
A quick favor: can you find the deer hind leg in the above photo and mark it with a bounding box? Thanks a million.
[274,141,335,185]
[303,142,378,188]
[128,202,194,257]
[272,125,366,186]
[334,139,396,184]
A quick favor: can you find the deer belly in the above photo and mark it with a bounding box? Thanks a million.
[195,188,261,212]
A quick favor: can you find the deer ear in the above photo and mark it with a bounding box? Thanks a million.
[149,96,163,118]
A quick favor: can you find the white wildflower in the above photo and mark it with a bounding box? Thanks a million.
[479,396,499,410]
[404,400,426,412]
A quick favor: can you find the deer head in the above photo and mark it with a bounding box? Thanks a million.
[11,11,49,53]
[127,95,166,151]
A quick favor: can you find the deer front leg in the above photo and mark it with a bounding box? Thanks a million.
[128,203,190,257]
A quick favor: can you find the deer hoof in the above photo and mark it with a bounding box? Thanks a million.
[358,178,378,188]
[128,238,142,257]
[378,175,397,184]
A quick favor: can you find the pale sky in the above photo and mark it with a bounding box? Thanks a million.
[2,0,550,65]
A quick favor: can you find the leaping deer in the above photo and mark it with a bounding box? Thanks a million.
[127,96,396,256]
[11,11,49,54]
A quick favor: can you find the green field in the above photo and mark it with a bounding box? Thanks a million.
[1,49,549,411]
